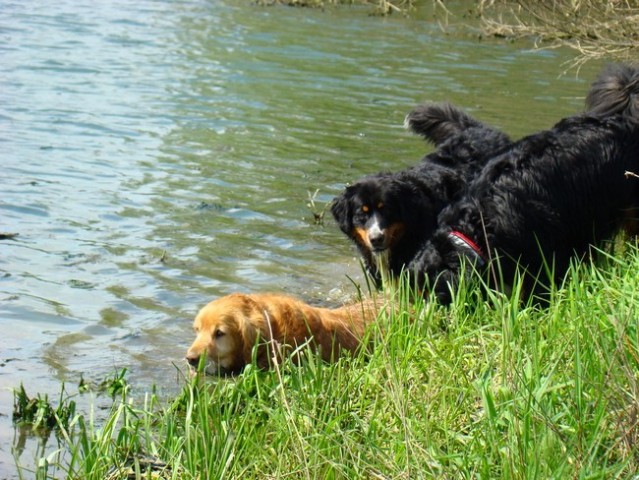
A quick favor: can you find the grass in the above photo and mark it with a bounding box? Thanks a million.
[12,243,639,479]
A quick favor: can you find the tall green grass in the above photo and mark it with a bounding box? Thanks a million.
[15,245,639,479]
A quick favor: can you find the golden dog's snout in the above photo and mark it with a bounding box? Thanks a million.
[185,350,201,369]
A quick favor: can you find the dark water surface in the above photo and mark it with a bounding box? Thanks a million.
[1,0,604,475]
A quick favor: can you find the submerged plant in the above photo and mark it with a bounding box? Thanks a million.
[305,188,330,225]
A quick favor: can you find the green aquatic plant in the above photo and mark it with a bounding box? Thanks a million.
[12,384,77,435]
[98,368,129,399]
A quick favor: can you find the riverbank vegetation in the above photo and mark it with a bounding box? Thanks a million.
[476,0,639,67]
[13,243,639,478]
[256,1,639,65]
[255,0,418,15]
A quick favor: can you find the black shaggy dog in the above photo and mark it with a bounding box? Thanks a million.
[331,103,512,287]
[409,63,639,305]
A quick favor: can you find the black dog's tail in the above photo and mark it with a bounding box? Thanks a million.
[585,63,639,119]
[404,102,485,146]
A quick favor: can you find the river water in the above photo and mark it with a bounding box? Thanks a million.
[0,0,604,476]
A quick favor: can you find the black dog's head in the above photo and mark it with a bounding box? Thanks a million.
[332,177,406,254]
[331,173,441,281]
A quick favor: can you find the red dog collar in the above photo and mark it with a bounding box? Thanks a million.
[448,231,486,266]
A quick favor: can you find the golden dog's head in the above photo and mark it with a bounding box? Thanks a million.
[185,293,269,375]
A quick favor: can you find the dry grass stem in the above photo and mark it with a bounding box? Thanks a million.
[477,0,639,67]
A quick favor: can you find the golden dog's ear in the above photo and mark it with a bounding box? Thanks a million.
[239,312,258,366]
[237,296,271,369]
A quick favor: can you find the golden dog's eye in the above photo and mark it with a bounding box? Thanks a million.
[213,329,225,339]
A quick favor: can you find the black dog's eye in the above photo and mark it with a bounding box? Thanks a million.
[361,205,370,213]
[213,329,225,339]
[377,202,384,209]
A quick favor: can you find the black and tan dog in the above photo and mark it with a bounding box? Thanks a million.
[331,103,511,287]
[409,63,639,304]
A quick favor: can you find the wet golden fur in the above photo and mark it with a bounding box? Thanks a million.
[186,292,383,375]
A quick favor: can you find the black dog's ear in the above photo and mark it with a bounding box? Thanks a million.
[330,190,353,233]
[404,102,483,146]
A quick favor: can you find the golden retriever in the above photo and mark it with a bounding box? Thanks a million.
[185,292,384,375]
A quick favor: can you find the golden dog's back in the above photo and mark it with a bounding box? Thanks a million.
[249,293,384,361]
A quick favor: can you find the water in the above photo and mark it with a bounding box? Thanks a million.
[0,0,604,476]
